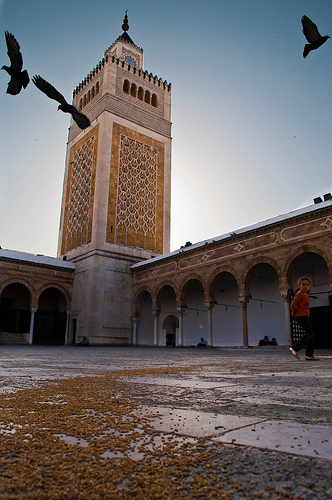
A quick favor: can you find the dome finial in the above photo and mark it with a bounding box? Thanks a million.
[122,10,129,32]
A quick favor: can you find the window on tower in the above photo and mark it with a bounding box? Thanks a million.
[130,83,137,97]
[123,80,130,94]
[125,56,136,67]
[122,80,159,110]
[138,87,144,100]
[151,93,158,107]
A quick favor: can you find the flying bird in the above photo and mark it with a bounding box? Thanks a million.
[301,15,330,58]
[1,31,29,95]
[32,75,90,129]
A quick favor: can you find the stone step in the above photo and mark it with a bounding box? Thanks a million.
[0,332,30,345]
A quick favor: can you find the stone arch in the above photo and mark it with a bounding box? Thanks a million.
[179,273,206,305]
[134,288,153,346]
[132,285,153,316]
[209,270,242,347]
[36,283,71,311]
[285,248,332,349]
[207,265,239,302]
[179,275,207,347]
[144,90,150,104]
[0,282,32,334]
[33,287,68,345]
[244,261,284,347]
[163,314,179,346]
[155,280,178,304]
[0,278,33,301]
[283,245,332,288]
[242,256,282,296]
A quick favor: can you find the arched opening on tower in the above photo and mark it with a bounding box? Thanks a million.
[130,83,137,97]
[151,93,158,107]
[123,79,130,93]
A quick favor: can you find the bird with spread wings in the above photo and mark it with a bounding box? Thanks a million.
[32,75,91,130]
[1,31,29,95]
[301,15,330,58]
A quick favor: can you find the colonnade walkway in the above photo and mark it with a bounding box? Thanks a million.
[0,346,331,498]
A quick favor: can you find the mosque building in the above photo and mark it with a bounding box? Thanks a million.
[1,16,331,348]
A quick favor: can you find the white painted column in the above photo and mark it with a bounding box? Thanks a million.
[153,311,159,346]
[132,318,139,346]
[281,293,292,346]
[176,307,184,346]
[28,308,37,345]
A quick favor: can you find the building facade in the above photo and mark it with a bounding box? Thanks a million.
[0,250,74,345]
[131,199,332,348]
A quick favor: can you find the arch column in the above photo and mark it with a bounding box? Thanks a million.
[239,297,249,348]
[132,317,139,346]
[281,292,292,346]
[176,307,184,346]
[152,310,160,346]
[28,307,38,345]
[205,302,214,346]
[64,312,71,346]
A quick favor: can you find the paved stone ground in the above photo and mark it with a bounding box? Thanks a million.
[0,346,331,499]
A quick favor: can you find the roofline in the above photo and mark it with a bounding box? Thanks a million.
[0,249,75,270]
[131,199,332,270]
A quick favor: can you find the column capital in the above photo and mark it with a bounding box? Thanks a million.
[30,307,38,313]
[238,296,250,306]
[152,309,160,317]
[176,306,185,314]
[280,291,291,302]
[204,301,215,310]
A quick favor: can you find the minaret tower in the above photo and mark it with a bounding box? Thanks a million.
[57,14,172,345]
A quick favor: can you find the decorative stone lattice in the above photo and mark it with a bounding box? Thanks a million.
[115,135,157,249]
[66,137,95,249]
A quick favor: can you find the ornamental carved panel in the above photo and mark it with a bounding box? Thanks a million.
[107,123,164,253]
[116,135,157,245]
[61,125,99,254]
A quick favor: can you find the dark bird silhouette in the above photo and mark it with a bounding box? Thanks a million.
[1,31,29,95]
[32,75,90,129]
[301,15,330,58]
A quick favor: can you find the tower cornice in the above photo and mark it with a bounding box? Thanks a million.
[73,54,171,99]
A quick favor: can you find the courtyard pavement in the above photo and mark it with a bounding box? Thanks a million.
[0,345,331,499]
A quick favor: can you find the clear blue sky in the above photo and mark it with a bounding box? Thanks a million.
[1,0,331,257]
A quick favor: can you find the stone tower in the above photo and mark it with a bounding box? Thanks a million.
[57,14,172,345]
